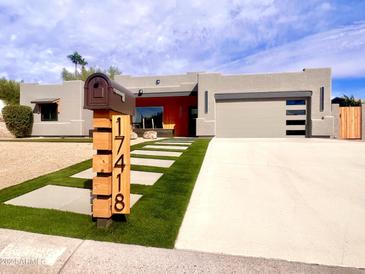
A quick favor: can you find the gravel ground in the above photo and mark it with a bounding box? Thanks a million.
[0,142,93,190]
[0,122,14,138]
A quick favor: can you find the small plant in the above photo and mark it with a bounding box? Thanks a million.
[2,105,33,137]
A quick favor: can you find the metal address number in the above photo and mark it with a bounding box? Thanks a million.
[114,116,125,212]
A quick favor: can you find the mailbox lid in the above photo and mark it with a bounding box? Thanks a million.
[109,80,135,116]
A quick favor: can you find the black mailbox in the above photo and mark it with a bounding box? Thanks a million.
[84,73,135,115]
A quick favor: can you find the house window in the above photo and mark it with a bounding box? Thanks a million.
[286,99,305,105]
[133,107,163,128]
[286,109,306,115]
[286,130,306,136]
[320,87,324,112]
[204,91,208,114]
[41,103,58,121]
[286,120,306,125]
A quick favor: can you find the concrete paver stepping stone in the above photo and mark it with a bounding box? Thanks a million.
[131,157,174,168]
[155,142,192,146]
[131,170,163,185]
[132,149,182,157]
[72,169,163,186]
[144,145,188,151]
[5,185,142,215]
[164,138,195,142]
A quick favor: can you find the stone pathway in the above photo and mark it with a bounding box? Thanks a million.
[131,157,175,168]
[144,145,189,150]
[155,142,192,145]
[131,150,182,157]
[158,139,194,143]
[4,185,142,215]
[72,169,163,186]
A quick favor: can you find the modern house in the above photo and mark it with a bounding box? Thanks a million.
[20,68,334,138]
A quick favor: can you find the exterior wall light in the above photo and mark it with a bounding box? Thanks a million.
[155,79,160,85]
[138,89,144,96]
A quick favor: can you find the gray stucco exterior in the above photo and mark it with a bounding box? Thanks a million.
[196,68,333,137]
[114,72,198,95]
[20,68,336,138]
[20,81,92,136]
[331,104,340,139]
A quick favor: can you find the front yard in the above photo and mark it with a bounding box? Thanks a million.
[0,138,210,248]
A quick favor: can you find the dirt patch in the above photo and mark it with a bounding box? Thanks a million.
[0,142,93,190]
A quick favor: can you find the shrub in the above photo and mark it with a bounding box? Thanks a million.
[340,95,361,107]
[2,105,33,137]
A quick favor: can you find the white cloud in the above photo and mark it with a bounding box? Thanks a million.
[215,21,365,78]
[0,0,364,82]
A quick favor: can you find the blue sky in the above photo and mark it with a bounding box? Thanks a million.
[0,0,364,98]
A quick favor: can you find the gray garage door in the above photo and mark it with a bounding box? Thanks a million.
[216,98,307,138]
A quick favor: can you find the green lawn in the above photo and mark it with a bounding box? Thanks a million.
[0,138,210,248]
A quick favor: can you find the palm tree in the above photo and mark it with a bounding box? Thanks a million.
[79,57,88,70]
[67,51,83,76]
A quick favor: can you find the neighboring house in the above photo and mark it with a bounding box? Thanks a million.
[20,81,92,136]
[20,68,334,138]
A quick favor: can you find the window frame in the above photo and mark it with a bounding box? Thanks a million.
[133,106,164,129]
[286,120,306,126]
[204,91,208,114]
[286,109,306,116]
[286,130,306,136]
[320,87,324,112]
[40,103,58,122]
[286,99,306,106]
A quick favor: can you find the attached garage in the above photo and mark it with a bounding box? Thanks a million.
[215,91,311,138]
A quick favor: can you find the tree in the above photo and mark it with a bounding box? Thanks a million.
[80,66,98,81]
[61,66,122,81]
[341,95,361,107]
[79,57,88,70]
[67,51,83,76]
[107,66,121,80]
[61,68,77,81]
[0,78,20,105]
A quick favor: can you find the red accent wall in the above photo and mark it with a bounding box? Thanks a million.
[136,96,197,136]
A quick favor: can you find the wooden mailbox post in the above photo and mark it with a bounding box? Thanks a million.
[84,73,135,227]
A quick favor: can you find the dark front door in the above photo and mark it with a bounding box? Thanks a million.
[188,107,198,136]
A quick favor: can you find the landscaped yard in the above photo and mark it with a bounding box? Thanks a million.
[0,138,210,248]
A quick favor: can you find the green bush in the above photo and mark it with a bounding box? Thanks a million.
[2,105,33,137]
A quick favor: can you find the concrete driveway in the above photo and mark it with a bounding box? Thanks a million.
[175,138,365,268]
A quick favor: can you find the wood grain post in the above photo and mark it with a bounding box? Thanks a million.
[92,110,114,225]
[91,110,131,227]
